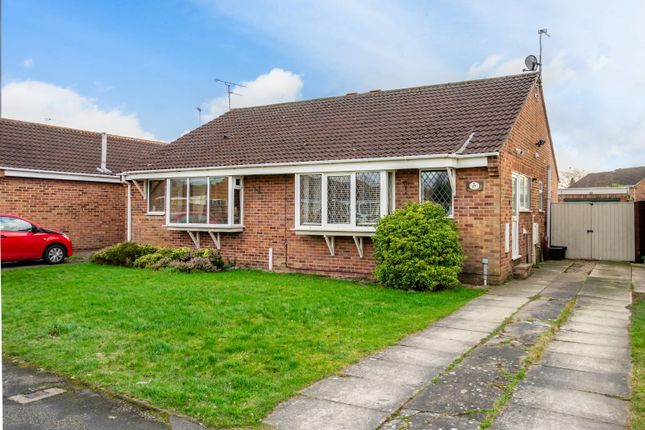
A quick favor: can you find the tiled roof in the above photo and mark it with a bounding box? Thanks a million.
[0,118,165,175]
[135,73,539,172]
[571,166,645,187]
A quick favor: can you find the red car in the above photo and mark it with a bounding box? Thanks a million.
[0,214,73,264]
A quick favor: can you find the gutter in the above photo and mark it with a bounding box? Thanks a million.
[122,151,500,179]
[1,166,121,183]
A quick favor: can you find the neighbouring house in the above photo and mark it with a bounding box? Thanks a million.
[122,72,558,284]
[0,119,164,250]
[558,166,645,202]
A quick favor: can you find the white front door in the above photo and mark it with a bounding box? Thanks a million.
[511,174,520,258]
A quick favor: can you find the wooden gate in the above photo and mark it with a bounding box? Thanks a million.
[551,202,635,261]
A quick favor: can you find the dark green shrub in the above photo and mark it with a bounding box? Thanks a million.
[373,202,464,291]
[90,242,157,267]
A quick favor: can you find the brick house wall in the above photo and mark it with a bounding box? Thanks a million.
[0,175,126,250]
[635,179,645,201]
[498,82,558,281]
[131,167,505,282]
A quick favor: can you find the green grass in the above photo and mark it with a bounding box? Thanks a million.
[2,263,481,428]
[632,297,645,430]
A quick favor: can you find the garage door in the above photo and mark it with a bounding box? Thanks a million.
[551,202,635,261]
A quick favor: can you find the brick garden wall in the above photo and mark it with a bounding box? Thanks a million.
[0,176,126,250]
[557,193,631,202]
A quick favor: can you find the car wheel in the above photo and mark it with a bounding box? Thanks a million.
[44,244,66,264]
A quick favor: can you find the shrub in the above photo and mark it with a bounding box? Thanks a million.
[90,242,157,267]
[132,252,166,269]
[91,242,231,273]
[373,202,464,291]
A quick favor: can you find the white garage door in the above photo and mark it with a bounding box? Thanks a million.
[551,202,635,261]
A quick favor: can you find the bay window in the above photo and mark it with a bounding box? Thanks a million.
[147,179,165,214]
[420,170,454,215]
[169,178,188,223]
[296,171,392,230]
[167,176,243,226]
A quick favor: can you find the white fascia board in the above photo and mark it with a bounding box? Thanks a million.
[2,167,122,183]
[123,153,495,180]
[558,186,631,195]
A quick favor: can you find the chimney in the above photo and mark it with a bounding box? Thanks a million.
[97,132,112,173]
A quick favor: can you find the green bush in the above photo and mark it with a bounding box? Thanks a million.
[373,202,464,291]
[132,252,166,268]
[90,242,157,267]
[123,244,229,272]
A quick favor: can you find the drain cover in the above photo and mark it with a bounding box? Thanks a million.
[9,388,66,404]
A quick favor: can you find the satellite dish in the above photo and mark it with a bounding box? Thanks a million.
[524,55,539,71]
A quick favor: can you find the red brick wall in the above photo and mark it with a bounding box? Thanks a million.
[0,176,126,250]
[498,81,558,281]
[635,179,645,202]
[453,164,502,284]
[557,193,631,202]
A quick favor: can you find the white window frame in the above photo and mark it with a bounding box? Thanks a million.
[538,180,544,212]
[146,179,166,215]
[418,169,456,217]
[295,171,391,233]
[164,176,243,228]
[516,173,531,212]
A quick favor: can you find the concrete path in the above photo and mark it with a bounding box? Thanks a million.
[492,261,632,430]
[2,360,204,430]
[264,261,570,430]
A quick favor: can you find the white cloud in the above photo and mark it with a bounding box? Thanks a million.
[1,80,156,139]
[203,68,303,120]
[22,58,34,69]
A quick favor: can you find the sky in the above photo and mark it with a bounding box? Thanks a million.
[2,0,645,174]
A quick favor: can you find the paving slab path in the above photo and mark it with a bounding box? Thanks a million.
[492,261,632,430]
[264,261,571,430]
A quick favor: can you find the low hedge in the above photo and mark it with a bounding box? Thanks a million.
[373,202,464,291]
[91,242,229,273]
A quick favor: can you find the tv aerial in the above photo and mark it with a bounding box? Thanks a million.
[523,28,550,73]
[214,78,245,111]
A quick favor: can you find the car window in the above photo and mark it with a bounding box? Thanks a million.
[0,216,33,232]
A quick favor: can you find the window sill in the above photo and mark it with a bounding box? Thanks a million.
[294,226,375,237]
[146,212,165,216]
[519,209,532,213]
[512,254,523,261]
[164,224,244,232]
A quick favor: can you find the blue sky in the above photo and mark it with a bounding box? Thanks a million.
[3,0,645,174]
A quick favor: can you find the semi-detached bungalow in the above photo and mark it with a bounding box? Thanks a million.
[0,119,164,250]
[122,72,558,284]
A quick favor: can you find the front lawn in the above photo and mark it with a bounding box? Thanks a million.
[2,264,481,427]
[632,297,645,429]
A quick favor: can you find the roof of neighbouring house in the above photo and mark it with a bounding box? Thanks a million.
[132,72,540,172]
[0,118,165,176]
[570,166,645,188]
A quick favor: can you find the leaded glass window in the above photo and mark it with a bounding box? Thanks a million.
[300,174,322,225]
[356,172,381,226]
[327,175,351,224]
[420,170,453,214]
